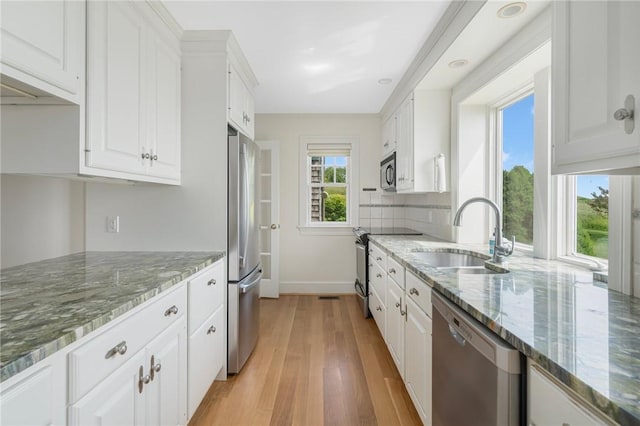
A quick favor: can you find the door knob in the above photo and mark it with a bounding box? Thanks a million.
[270,223,277,230]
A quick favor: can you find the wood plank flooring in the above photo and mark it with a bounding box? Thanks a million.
[189,295,421,426]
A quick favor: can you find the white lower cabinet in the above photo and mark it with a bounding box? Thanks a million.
[405,296,432,426]
[369,286,386,340]
[528,361,614,426]
[386,277,405,379]
[0,349,68,426]
[187,259,227,420]
[188,304,225,418]
[69,316,187,426]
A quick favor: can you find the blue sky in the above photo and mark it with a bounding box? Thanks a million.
[502,94,607,199]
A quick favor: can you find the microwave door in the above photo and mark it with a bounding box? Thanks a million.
[386,164,394,185]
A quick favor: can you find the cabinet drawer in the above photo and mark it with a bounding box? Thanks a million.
[406,271,431,318]
[369,243,386,270]
[188,260,225,335]
[368,262,386,305]
[69,283,187,403]
[188,304,225,418]
[369,286,386,339]
[387,256,405,289]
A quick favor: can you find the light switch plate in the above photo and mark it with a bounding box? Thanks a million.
[106,216,120,233]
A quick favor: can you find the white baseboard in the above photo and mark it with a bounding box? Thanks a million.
[279,281,355,294]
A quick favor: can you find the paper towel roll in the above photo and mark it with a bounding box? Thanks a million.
[435,153,446,193]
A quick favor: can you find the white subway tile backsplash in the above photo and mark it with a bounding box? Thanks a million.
[382,207,394,219]
[359,191,372,205]
[370,206,382,219]
[393,207,404,220]
[370,218,382,228]
[359,207,371,220]
[381,194,395,205]
[382,219,394,228]
[370,193,382,204]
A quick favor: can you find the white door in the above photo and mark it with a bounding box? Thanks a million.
[386,279,405,378]
[256,140,280,298]
[86,1,146,176]
[405,297,432,426]
[146,316,187,426]
[69,350,147,426]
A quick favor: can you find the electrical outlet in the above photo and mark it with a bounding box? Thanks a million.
[106,216,120,233]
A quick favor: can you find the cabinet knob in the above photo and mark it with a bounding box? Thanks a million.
[389,268,396,274]
[208,279,217,286]
[613,94,635,134]
[409,288,419,296]
[164,305,179,316]
[376,256,382,261]
[395,302,401,308]
[376,273,382,278]
[152,154,158,161]
[150,355,161,381]
[105,341,127,359]
[138,366,150,393]
[207,325,217,334]
[141,152,150,160]
[270,223,278,230]
[376,306,382,311]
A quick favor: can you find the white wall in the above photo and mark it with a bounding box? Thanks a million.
[634,176,640,296]
[255,114,380,294]
[1,175,84,268]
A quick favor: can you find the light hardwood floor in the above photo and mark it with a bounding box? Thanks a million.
[189,294,421,426]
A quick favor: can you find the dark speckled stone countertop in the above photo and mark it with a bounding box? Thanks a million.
[0,251,225,382]
[369,235,640,425]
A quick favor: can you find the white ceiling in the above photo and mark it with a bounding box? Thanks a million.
[163,1,451,114]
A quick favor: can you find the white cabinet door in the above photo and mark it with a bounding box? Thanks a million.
[369,285,386,340]
[228,62,255,139]
[396,94,414,191]
[528,363,609,426]
[146,316,188,426]
[86,0,146,176]
[405,297,432,426]
[0,0,84,102]
[552,1,640,174]
[69,350,147,426]
[386,278,405,379]
[382,114,396,157]
[188,304,225,419]
[145,23,181,181]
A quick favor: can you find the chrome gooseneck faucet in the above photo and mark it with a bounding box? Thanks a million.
[453,197,515,263]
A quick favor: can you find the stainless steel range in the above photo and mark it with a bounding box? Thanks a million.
[353,227,421,317]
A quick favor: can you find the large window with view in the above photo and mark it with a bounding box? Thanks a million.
[499,93,535,246]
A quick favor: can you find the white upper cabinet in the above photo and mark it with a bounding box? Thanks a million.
[382,114,397,157]
[228,61,256,140]
[0,0,84,104]
[395,89,451,193]
[86,1,181,183]
[552,1,640,174]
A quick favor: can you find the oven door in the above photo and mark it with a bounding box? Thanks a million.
[380,152,396,191]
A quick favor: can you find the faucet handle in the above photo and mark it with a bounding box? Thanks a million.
[500,235,515,255]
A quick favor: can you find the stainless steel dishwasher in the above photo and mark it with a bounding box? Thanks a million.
[431,290,523,426]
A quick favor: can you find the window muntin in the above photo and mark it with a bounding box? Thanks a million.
[499,93,535,246]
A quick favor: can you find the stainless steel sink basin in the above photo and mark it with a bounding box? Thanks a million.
[410,251,486,268]
[442,266,508,275]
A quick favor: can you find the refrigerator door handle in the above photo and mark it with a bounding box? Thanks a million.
[240,146,250,270]
[239,270,262,293]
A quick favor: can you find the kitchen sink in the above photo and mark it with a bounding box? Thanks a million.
[441,266,508,275]
[409,251,486,268]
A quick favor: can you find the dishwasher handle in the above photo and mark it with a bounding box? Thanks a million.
[448,324,466,347]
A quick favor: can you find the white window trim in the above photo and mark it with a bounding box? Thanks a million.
[298,136,359,235]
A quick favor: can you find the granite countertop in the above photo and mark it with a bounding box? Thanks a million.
[0,251,225,382]
[369,235,640,426]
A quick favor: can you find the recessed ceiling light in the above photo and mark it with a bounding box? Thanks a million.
[497,2,527,19]
[448,59,468,69]
[378,78,392,85]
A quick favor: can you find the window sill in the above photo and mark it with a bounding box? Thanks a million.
[297,226,354,236]
[556,255,608,273]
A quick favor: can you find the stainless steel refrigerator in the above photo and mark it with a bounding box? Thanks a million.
[228,126,261,374]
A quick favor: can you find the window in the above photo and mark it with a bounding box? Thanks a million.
[573,175,609,259]
[298,136,359,234]
[499,93,535,246]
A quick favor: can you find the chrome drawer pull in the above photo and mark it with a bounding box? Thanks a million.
[376,256,382,261]
[164,305,179,316]
[207,325,216,334]
[376,306,382,311]
[208,279,217,286]
[409,288,419,296]
[376,273,382,278]
[105,341,127,359]
[389,268,396,274]
[395,302,401,308]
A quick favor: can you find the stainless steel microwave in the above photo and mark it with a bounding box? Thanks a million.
[380,152,396,191]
